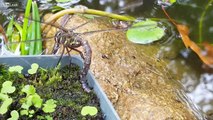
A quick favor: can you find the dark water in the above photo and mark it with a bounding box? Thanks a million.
[0,0,213,119]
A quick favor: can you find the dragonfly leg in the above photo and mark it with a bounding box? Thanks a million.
[56,45,65,66]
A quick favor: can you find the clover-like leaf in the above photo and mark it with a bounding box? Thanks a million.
[1,81,16,94]
[28,63,39,75]
[81,106,98,116]
[42,99,57,113]
[21,85,36,96]
[32,94,43,108]
[7,110,19,120]
[0,97,13,114]
[45,115,53,120]
[8,65,23,74]
[20,110,28,116]
[127,20,165,44]
[29,110,35,114]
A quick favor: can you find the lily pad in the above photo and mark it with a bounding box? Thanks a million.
[126,20,165,44]
[8,65,23,74]
[1,81,16,94]
[81,106,98,116]
[28,63,39,75]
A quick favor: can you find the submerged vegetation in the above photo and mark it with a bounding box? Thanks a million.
[0,63,102,119]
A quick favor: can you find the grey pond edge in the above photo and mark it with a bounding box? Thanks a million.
[0,55,120,120]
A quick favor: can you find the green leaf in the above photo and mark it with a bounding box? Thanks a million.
[29,110,35,114]
[21,85,36,96]
[28,63,39,74]
[0,97,13,114]
[0,93,9,100]
[8,65,23,74]
[21,0,32,55]
[32,94,43,108]
[42,99,57,113]
[81,106,98,116]
[162,0,176,4]
[6,16,14,42]
[11,31,21,53]
[126,20,165,44]
[1,81,16,94]
[33,1,42,55]
[20,110,28,116]
[45,115,53,120]
[7,110,19,120]
[21,102,31,110]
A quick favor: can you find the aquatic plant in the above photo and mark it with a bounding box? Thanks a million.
[20,85,57,118]
[5,0,42,55]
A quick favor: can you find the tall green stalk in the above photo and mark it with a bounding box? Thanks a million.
[29,2,36,55]
[21,0,32,55]
[34,1,42,55]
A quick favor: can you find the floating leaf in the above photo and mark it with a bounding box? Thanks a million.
[1,81,16,94]
[126,20,165,44]
[81,106,98,116]
[8,110,19,120]
[42,99,57,113]
[8,65,23,74]
[28,63,39,74]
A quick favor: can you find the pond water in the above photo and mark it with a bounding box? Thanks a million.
[0,0,213,119]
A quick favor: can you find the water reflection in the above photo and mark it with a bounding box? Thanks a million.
[186,73,213,118]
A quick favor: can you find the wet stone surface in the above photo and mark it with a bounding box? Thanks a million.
[44,14,203,120]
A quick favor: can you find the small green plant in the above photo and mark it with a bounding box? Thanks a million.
[42,99,57,113]
[20,85,57,118]
[81,106,98,116]
[0,81,15,114]
[6,0,42,55]
[28,63,39,74]
[8,65,23,73]
[8,110,19,120]
[0,81,57,119]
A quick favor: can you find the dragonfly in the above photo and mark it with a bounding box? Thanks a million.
[0,13,133,93]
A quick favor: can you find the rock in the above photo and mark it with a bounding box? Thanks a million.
[43,14,204,120]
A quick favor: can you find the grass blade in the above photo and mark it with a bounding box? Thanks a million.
[29,2,37,55]
[6,17,14,43]
[34,1,42,55]
[21,0,32,55]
